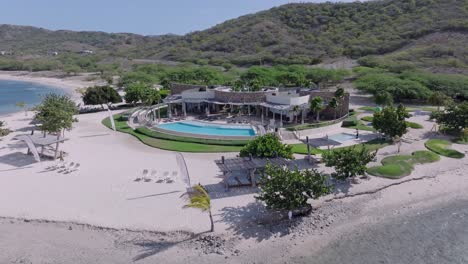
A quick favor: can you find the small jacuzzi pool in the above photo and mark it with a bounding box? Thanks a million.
[156,121,256,137]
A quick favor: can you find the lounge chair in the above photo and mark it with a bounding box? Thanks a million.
[58,162,74,173]
[141,169,150,182]
[46,161,65,170]
[65,163,80,174]
[151,169,158,179]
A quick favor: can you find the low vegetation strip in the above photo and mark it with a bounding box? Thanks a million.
[360,116,423,129]
[291,138,391,155]
[367,150,440,179]
[425,139,465,159]
[102,115,242,153]
[135,127,249,146]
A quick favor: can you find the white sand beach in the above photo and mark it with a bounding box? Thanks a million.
[0,76,467,263]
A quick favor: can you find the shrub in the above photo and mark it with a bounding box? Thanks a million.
[82,85,122,106]
[240,134,293,159]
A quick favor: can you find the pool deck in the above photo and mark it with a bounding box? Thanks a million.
[282,123,380,148]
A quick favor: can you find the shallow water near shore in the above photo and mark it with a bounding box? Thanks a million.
[296,199,468,264]
[0,79,65,115]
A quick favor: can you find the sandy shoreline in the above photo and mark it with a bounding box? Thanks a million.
[0,70,103,101]
[0,73,467,262]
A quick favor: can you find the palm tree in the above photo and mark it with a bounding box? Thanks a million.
[329,97,339,120]
[310,96,324,122]
[334,87,345,99]
[182,184,214,232]
[428,92,450,111]
[292,105,300,124]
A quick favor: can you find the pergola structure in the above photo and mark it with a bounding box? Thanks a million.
[14,134,68,162]
[215,156,293,190]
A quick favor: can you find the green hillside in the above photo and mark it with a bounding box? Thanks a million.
[0,0,468,68]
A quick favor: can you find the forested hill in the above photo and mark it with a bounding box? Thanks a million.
[1,0,468,67]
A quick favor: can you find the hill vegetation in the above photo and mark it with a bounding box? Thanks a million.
[1,0,468,68]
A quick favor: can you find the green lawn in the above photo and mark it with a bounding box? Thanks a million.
[342,114,375,132]
[361,116,422,129]
[406,121,423,129]
[367,150,440,179]
[291,138,391,155]
[102,115,243,153]
[358,106,379,112]
[367,162,414,179]
[136,127,249,146]
[425,139,465,159]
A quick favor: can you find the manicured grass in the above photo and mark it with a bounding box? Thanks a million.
[342,114,375,132]
[425,139,465,159]
[286,120,339,131]
[358,106,379,112]
[102,115,243,153]
[406,121,423,129]
[367,162,414,179]
[136,127,249,146]
[368,150,440,179]
[360,115,422,129]
[291,138,391,155]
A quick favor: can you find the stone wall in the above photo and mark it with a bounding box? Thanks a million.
[170,83,207,95]
[214,90,273,103]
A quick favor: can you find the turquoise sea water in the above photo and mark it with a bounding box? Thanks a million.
[157,121,256,137]
[0,80,65,115]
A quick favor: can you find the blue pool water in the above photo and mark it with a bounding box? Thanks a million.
[0,80,66,115]
[328,133,356,142]
[157,121,256,137]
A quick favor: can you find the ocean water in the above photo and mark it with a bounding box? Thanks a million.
[0,80,65,115]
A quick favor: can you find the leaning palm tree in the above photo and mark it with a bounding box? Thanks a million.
[329,97,339,120]
[182,184,214,232]
[310,96,325,122]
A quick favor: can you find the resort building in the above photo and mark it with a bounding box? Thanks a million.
[163,83,350,127]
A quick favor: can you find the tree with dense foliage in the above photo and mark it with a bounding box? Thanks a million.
[373,104,409,140]
[323,146,377,180]
[82,85,122,108]
[431,102,468,134]
[34,94,77,134]
[240,133,293,159]
[182,184,214,232]
[309,96,325,122]
[256,164,331,212]
[428,92,451,111]
[375,91,394,106]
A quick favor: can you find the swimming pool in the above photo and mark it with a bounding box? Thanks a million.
[156,121,256,137]
[328,133,356,143]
